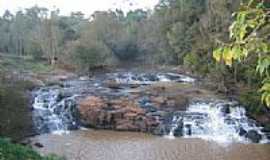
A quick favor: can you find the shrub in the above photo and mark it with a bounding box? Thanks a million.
[0,138,63,160]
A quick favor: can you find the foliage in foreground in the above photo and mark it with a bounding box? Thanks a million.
[0,138,63,160]
[213,0,270,107]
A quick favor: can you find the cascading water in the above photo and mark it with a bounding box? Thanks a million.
[31,71,269,144]
[32,87,79,134]
[166,100,270,144]
[31,72,195,135]
[111,72,195,85]
[166,116,183,139]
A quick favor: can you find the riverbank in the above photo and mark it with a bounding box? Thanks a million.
[0,138,63,160]
[0,54,78,141]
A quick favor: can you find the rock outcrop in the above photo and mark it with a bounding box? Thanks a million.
[79,96,159,132]
[78,82,209,135]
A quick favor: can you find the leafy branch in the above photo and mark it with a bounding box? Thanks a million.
[213,0,270,107]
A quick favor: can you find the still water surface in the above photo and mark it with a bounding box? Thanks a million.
[32,130,270,160]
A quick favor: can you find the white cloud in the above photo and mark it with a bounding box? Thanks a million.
[0,0,159,16]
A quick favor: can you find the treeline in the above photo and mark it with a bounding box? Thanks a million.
[0,0,269,109]
[0,0,239,69]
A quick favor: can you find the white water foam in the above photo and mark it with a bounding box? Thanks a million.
[167,101,269,144]
[112,72,195,85]
[33,88,78,135]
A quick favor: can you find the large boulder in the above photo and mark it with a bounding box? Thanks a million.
[104,80,122,89]
[78,82,210,135]
[79,96,159,132]
[245,130,262,143]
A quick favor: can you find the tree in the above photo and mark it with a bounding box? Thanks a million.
[213,0,270,106]
[33,9,62,65]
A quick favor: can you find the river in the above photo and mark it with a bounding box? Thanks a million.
[29,70,270,160]
[32,130,270,160]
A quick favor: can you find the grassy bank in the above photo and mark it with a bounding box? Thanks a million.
[0,138,62,160]
[0,54,53,73]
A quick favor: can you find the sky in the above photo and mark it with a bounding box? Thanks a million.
[0,0,159,16]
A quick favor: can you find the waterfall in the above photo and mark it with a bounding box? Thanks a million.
[167,101,269,144]
[32,87,79,134]
[30,72,269,144]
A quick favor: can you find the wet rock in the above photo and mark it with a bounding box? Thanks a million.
[153,124,170,136]
[116,122,138,131]
[144,106,158,113]
[129,84,140,88]
[262,125,270,132]
[144,74,159,81]
[138,97,151,106]
[255,115,270,128]
[239,127,247,136]
[150,95,188,112]
[34,142,44,148]
[221,105,230,114]
[266,133,270,140]
[146,111,167,117]
[151,97,167,107]
[165,73,180,81]
[167,95,189,111]
[184,124,192,136]
[105,80,122,89]
[66,123,79,130]
[245,130,262,143]
[20,139,32,146]
[79,96,160,132]
[174,125,183,137]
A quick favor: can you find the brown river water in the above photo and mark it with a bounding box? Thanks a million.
[31,130,270,160]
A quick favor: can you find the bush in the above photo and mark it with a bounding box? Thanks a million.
[0,73,35,140]
[0,138,63,160]
[183,53,199,69]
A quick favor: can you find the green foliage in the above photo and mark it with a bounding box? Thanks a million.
[213,0,270,106]
[0,74,35,140]
[0,55,53,73]
[183,53,199,68]
[239,89,265,114]
[0,138,63,160]
[0,0,240,69]
[260,78,270,106]
[74,45,107,71]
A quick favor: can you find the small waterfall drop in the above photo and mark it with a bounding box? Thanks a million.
[32,87,79,134]
[167,101,269,144]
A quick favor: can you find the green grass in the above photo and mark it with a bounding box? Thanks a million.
[0,55,53,73]
[0,138,63,160]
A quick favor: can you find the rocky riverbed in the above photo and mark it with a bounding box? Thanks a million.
[30,69,270,144]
